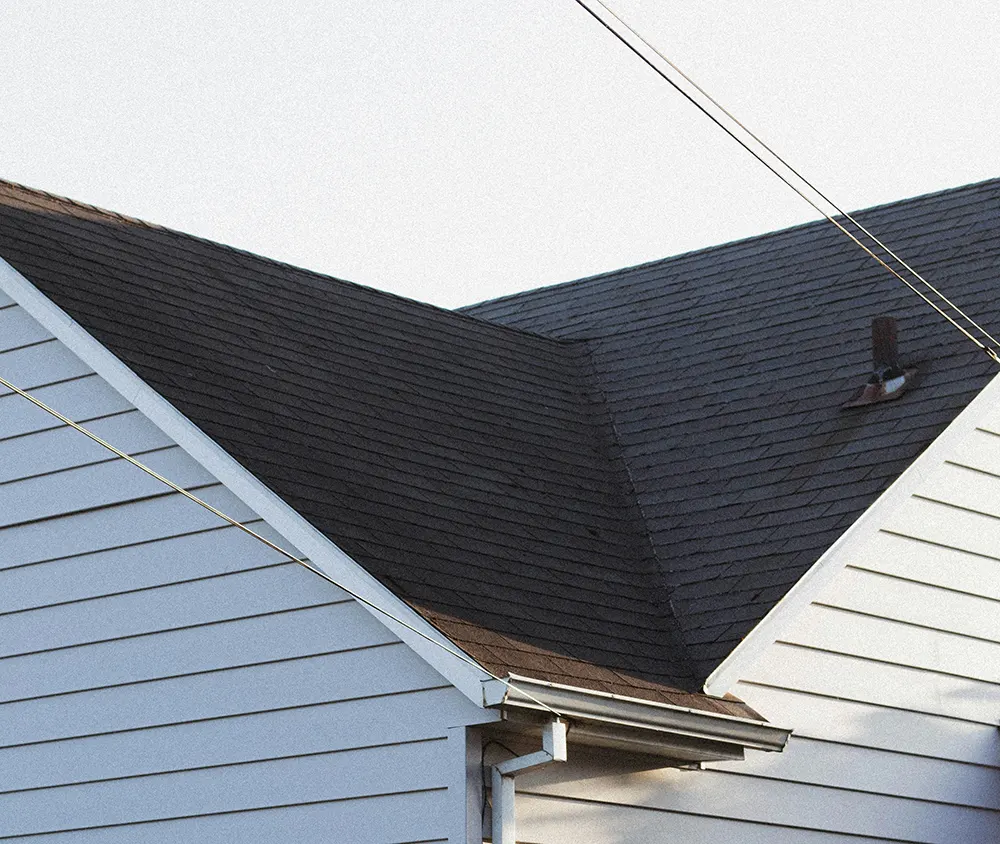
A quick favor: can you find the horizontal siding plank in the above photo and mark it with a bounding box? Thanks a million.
[0,446,216,529]
[0,290,13,308]
[0,645,446,746]
[882,495,1000,560]
[0,306,52,350]
[0,411,172,486]
[0,376,132,440]
[0,563,349,660]
[518,794,904,844]
[816,568,1000,644]
[710,736,1000,810]
[0,789,447,843]
[0,600,385,702]
[915,461,1000,518]
[948,428,1000,477]
[0,340,91,394]
[0,485,257,568]
[0,687,474,792]
[851,531,1000,602]
[520,756,1000,843]
[0,521,291,614]
[0,739,448,837]
[783,603,1000,682]
[976,416,1000,437]
[733,683,1000,766]
[746,643,1000,724]
[0,333,469,843]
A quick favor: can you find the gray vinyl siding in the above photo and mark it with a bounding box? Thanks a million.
[0,303,483,841]
[513,406,1000,842]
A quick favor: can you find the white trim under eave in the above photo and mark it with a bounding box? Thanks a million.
[0,256,497,710]
[704,364,1000,697]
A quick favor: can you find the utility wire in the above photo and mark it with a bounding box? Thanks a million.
[593,1,1000,353]
[0,372,562,718]
[572,0,1000,365]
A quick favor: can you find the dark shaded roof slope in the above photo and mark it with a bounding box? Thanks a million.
[0,180,763,716]
[465,178,1000,678]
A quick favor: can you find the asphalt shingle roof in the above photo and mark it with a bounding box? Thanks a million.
[2,176,996,708]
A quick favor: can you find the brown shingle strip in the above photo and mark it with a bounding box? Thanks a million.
[417,606,761,719]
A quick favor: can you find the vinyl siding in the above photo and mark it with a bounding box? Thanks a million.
[0,303,485,842]
[514,388,1000,842]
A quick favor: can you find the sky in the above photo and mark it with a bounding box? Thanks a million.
[3,1,999,308]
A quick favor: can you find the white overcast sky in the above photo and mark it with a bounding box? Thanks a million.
[3,1,998,308]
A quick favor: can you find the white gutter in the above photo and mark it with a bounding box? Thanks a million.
[492,718,567,844]
[484,674,789,759]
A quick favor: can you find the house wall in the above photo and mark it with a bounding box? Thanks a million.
[513,392,1000,842]
[0,297,486,842]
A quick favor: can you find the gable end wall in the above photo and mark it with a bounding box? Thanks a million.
[0,295,487,842]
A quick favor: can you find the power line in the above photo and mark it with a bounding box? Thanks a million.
[571,0,1000,365]
[596,3,1000,353]
[0,372,562,718]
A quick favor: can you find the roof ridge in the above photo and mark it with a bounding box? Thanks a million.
[0,177,564,347]
[462,175,1000,313]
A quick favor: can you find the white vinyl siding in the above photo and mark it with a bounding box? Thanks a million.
[517,794,895,844]
[0,304,483,841]
[515,740,998,843]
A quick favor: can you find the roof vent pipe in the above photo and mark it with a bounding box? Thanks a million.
[842,316,917,408]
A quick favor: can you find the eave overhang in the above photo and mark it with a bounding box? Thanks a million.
[483,674,790,764]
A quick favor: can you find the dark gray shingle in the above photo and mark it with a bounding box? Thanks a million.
[5,176,995,703]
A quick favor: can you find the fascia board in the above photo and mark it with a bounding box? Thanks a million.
[0,256,495,710]
[483,674,790,754]
[704,366,1000,697]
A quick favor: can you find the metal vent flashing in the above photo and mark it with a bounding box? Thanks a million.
[843,316,917,408]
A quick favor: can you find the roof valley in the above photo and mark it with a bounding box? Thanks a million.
[569,336,700,691]
[464,176,1000,680]
[8,175,997,701]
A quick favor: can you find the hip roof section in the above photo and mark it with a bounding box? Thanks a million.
[464,177,1000,678]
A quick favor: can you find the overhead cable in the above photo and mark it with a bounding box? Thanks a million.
[571,0,1000,365]
[0,372,562,718]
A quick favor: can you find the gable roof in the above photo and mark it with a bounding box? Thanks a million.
[465,177,1000,678]
[1,176,996,708]
[0,179,734,714]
